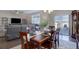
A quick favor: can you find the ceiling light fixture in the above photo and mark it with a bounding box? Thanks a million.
[16,11,19,14]
[48,10,53,14]
[43,10,53,14]
[15,10,23,14]
[43,10,47,13]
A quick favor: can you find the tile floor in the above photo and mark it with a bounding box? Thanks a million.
[11,35,77,49]
[58,35,76,49]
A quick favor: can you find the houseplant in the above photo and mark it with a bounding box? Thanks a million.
[40,19,48,28]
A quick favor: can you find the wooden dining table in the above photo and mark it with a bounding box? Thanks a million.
[29,32,50,48]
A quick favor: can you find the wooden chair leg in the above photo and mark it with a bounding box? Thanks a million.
[55,41,57,49]
[58,40,59,47]
[76,41,78,49]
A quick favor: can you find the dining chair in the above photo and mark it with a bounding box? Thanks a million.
[54,31,59,49]
[49,30,56,48]
[40,31,53,49]
[56,28,60,47]
[20,32,30,49]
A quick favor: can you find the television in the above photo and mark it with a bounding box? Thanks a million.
[11,18,21,24]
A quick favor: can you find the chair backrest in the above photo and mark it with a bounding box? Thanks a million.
[56,31,59,40]
[20,32,29,49]
[50,30,56,41]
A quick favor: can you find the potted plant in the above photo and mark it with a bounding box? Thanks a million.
[40,19,48,28]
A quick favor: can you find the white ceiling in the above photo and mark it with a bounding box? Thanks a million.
[0,10,73,15]
[10,10,41,15]
[23,10,41,14]
[12,10,73,16]
[52,10,72,15]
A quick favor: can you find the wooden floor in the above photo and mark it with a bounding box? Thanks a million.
[0,37,20,49]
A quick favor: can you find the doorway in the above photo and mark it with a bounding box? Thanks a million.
[55,15,69,36]
[55,15,70,43]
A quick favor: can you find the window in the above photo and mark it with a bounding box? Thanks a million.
[55,15,69,21]
[32,14,40,24]
[54,15,69,29]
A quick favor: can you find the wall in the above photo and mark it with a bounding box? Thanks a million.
[0,10,54,36]
[50,10,72,25]
[40,11,50,27]
[15,10,73,36]
[49,13,55,26]
[50,10,72,36]
[0,11,30,25]
[27,11,42,25]
[69,15,72,36]
[0,11,30,36]
[29,11,48,24]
